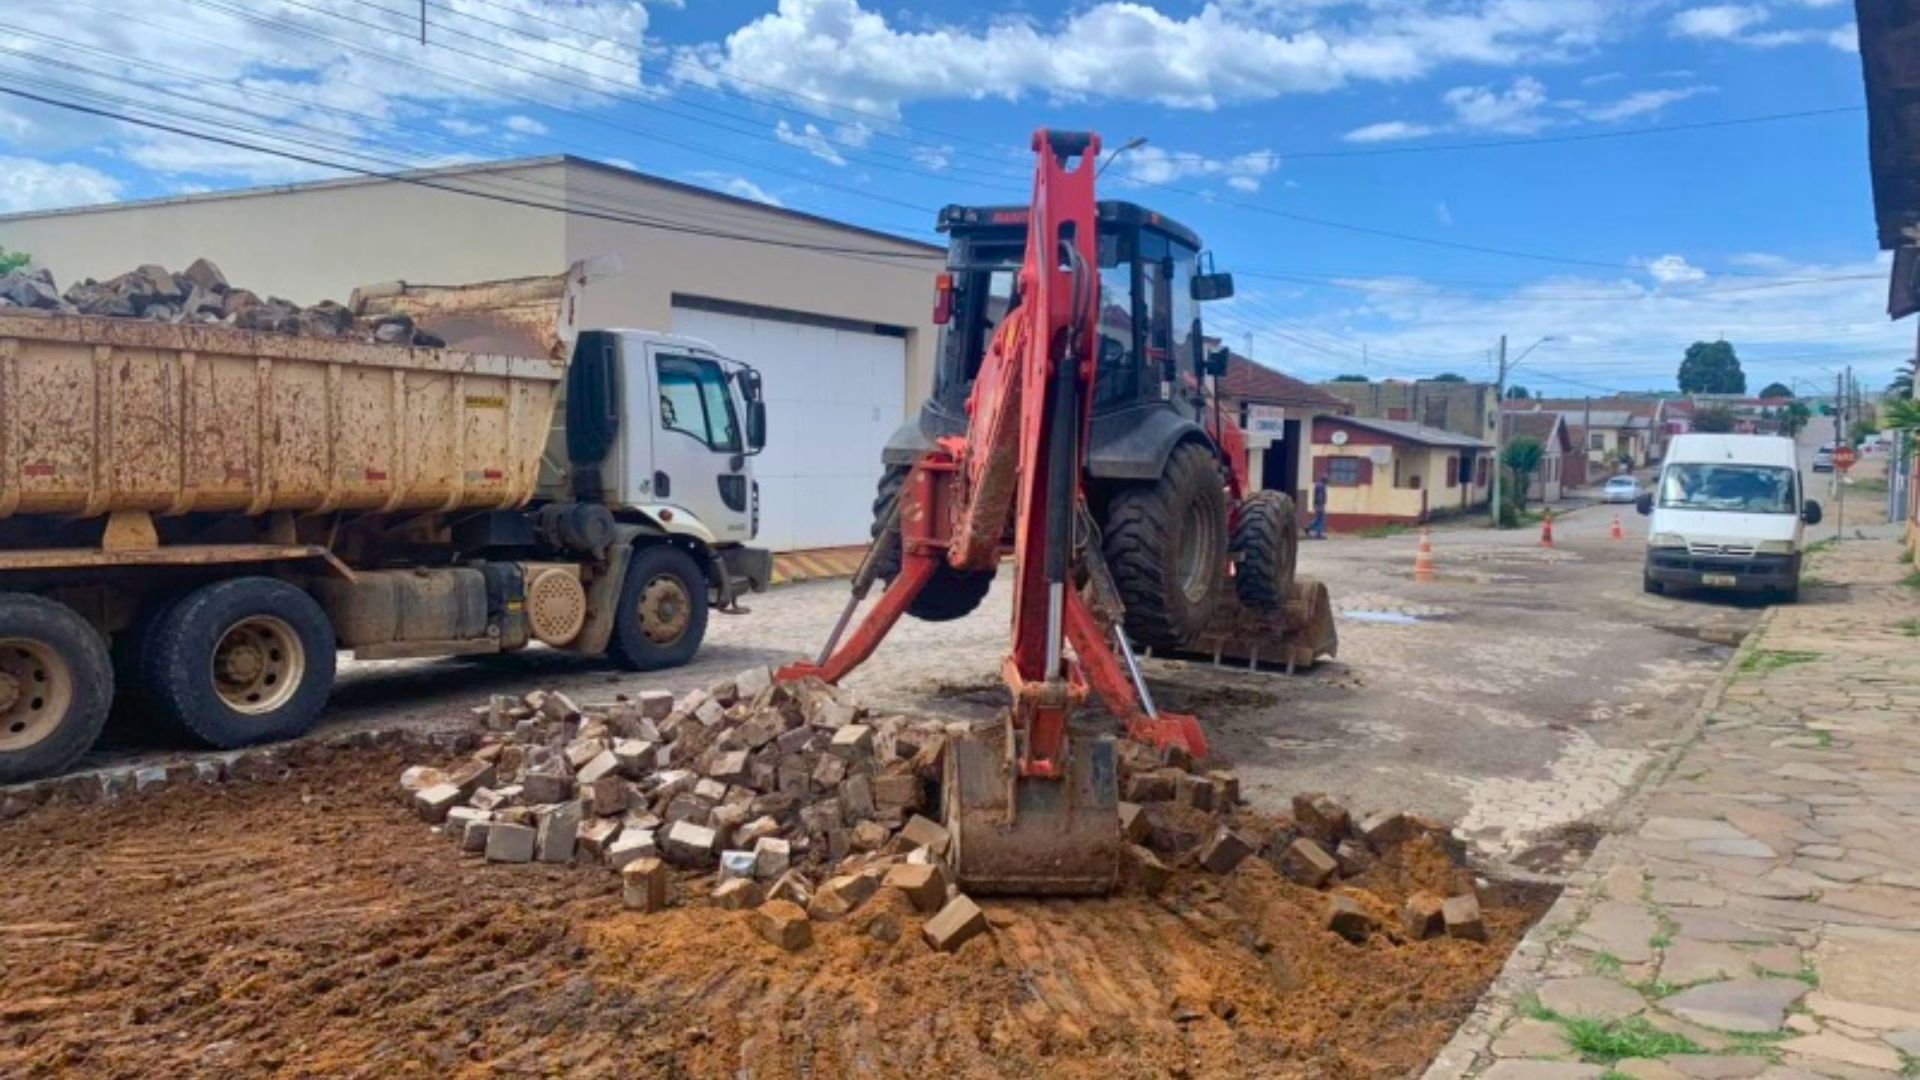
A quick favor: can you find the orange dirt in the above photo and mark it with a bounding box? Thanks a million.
[0,746,1549,1079]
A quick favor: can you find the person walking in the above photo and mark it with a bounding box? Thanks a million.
[1308,475,1329,539]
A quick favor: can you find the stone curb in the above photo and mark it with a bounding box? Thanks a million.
[0,720,479,821]
[1421,601,1783,1079]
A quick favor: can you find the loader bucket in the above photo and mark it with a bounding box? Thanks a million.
[944,728,1121,896]
[1150,576,1339,673]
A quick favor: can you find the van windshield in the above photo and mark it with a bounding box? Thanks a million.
[1658,463,1795,514]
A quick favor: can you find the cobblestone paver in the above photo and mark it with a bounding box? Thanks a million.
[1429,535,1920,1079]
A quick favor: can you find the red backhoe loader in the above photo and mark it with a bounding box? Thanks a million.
[780,130,1334,895]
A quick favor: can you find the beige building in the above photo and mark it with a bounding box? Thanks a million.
[0,156,944,553]
[1310,416,1492,531]
[1317,379,1501,445]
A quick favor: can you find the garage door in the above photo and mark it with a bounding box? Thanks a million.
[671,301,907,553]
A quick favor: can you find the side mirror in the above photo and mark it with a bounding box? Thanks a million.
[1192,272,1235,302]
[1203,346,1230,377]
[1801,499,1822,525]
[746,400,767,453]
[1635,492,1653,516]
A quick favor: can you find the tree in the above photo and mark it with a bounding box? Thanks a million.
[1677,341,1746,395]
[1429,372,1467,383]
[1506,385,1531,400]
[1884,396,1920,432]
[0,246,28,275]
[1692,404,1736,433]
[1501,436,1544,511]
[1849,417,1879,446]
[1891,356,1918,400]
[1330,374,1369,383]
[1758,381,1793,400]
[1780,400,1811,437]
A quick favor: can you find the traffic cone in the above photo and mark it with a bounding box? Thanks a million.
[1610,513,1624,541]
[1540,510,1555,549]
[1413,527,1435,583]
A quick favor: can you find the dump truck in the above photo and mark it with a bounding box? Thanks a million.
[0,262,770,782]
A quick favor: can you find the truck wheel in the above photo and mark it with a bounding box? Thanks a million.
[1643,573,1666,595]
[147,578,337,749]
[1104,442,1230,649]
[610,544,709,671]
[869,465,995,623]
[0,594,113,783]
[110,595,181,731]
[1231,491,1300,612]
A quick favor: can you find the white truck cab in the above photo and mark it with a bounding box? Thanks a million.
[1637,433,1822,602]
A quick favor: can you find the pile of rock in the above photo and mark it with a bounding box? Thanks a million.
[0,260,444,347]
[403,669,995,953]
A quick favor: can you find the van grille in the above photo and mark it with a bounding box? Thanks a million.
[1687,541,1756,557]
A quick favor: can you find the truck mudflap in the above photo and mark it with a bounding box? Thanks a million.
[1144,577,1338,673]
[719,544,773,594]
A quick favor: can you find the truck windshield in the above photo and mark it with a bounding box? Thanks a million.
[1658,463,1795,514]
[657,353,742,453]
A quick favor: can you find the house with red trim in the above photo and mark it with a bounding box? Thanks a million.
[1310,416,1493,531]
[1215,352,1353,511]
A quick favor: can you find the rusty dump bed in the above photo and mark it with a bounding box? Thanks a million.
[0,311,562,524]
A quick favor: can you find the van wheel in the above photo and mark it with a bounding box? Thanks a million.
[610,544,709,671]
[0,594,113,783]
[147,578,336,749]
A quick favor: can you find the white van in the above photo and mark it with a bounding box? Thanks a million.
[1636,433,1823,602]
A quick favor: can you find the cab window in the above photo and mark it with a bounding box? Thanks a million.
[657,353,741,452]
[1095,228,1137,408]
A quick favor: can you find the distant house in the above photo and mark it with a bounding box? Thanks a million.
[1216,352,1352,510]
[1505,397,1662,475]
[1501,411,1572,503]
[1310,416,1494,530]
[1317,379,1501,445]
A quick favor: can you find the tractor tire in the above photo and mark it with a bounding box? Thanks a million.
[1232,490,1300,612]
[0,593,114,783]
[869,465,995,623]
[146,577,336,750]
[1103,442,1230,649]
[609,543,710,671]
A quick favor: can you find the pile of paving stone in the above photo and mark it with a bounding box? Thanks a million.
[400,667,1485,953]
[0,259,445,346]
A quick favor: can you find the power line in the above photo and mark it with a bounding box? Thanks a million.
[0,82,946,263]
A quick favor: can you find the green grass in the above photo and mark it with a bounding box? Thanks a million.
[1804,536,1837,555]
[1648,906,1680,952]
[1357,523,1412,539]
[1589,952,1623,978]
[1901,547,1915,565]
[1738,649,1822,675]
[1900,617,1920,638]
[1903,570,1920,590]
[1755,964,1820,989]
[1799,574,1833,589]
[1559,1016,1704,1064]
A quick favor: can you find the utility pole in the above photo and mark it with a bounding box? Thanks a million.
[1491,334,1507,526]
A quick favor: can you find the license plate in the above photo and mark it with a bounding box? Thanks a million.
[1702,573,1738,587]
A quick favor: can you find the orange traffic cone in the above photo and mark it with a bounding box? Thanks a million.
[1413,527,1435,583]
[1610,513,1624,541]
[1540,510,1555,549]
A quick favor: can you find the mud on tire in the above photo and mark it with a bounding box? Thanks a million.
[869,465,995,623]
[146,577,335,750]
[1231,490,1300,612]
[1102,442,1230,649]
[0,593,113,783]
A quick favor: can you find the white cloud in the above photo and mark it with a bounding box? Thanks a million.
[1670,5,1769,40]
[1443,76,1551,134]
[1224,254,1905,392]
[684,0,1615,117]
[717,176,783,206]
[503,115,549,136]
[1644,254,1707,285]
[1343,120,1440,143]
[0,1,652,181]
[1121,146,1281,192]
[773,120,847,166]
[909,144,954,171]
[1436,201,1453,227]
[1581,85,1712,123]
[0,156,124,213]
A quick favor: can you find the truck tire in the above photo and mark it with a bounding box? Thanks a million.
[1103,442,1230,649]
[1642,572,1666,595]
[1232,491,1300,612]
[110,594,181,732]
[0,593,113,783]
[869,465,995,623]
[609,543,709,671]
[147,577,337,750]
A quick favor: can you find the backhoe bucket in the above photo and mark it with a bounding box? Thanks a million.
[944,728,1121,896]
[1152,576,1338,673]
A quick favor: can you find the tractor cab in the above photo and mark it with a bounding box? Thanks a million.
[883,201,1235,482]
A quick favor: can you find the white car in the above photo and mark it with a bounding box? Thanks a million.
[1602,475,1641,504]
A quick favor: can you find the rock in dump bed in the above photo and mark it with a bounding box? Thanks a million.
[0,258,444,346]
[0,707,1545,1079]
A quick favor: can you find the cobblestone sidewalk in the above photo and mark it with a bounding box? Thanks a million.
[1427,535,1920,1080]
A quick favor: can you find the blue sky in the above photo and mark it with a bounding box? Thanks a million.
[0,0,1902,394]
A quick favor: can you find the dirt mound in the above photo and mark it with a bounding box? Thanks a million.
[0,744,1549,1078]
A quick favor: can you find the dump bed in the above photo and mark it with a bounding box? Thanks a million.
[0,311,562,522]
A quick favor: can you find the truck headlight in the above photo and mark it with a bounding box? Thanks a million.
[1755,540,1794,555]
[1648,532,1686,548]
